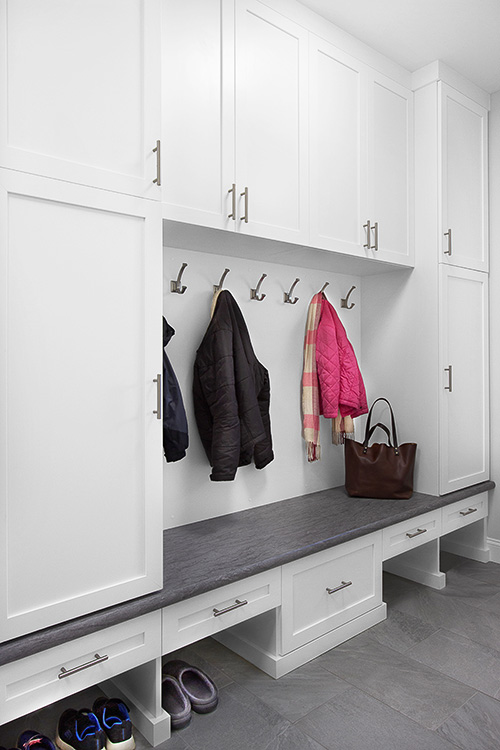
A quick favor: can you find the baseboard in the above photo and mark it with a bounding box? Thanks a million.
[441,537,491,563]
[487,537,500,564]
[215,602,387,679]
[383,559,447,589]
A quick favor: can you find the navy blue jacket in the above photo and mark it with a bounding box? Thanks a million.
[163,317,188,462]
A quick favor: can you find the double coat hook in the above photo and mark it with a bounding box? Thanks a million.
[214,268,230,293]
[340,285,356,309]
[170,262,188,294]
[284,278,300,304]
[251,273,267,301]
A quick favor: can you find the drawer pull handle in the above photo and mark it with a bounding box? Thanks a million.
[213,599,248,617]
[460,507,478,516]
[406,528,427,539]
[326,580,352,595]
[58,653,108,679]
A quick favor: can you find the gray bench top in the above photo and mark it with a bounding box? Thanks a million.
[0,481,494,667]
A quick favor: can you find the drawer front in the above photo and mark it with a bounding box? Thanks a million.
[0,611,161,726]
[442,493,488,535]
[162,569,281,653]
[281,533,382,654]
[382,511,441,561]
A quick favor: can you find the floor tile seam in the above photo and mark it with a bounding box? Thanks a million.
[407,623,500,664]
[431,689,480,734]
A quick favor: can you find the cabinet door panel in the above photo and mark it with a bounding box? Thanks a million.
[367,74,413,264]
[309,37,365,255]
[162,0,235,227]
[0,171,163,640]
[439,266,489,493]
[440,83,488,271]
[0,0,161,199]
[235,0,308,243]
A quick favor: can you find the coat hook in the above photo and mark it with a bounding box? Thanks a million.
[340,285,356,309]
[170,262,188,294]
[320,282,329,294]
[213,268,230,293]
[251,273,267,301]
[284,277,300,305]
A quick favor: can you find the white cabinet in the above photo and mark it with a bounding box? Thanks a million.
[439,83,488,271]
[0,170,163,641]
[162,0,308,244]
[439,265,489,493]
[309,35,413,264]
[0,0,161,199]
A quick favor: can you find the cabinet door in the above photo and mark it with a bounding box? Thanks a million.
[161,0,235,228]
[0,170,163,641]
[0,0,161,199]
[439,83,488,271]
[234,0,309,244]
[309,36,366,257]
[366,72,413,265]
[439,265,489,494]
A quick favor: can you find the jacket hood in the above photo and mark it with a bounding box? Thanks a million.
[163,316,175,348]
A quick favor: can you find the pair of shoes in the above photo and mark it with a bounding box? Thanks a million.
[15,732,56,750]
[55,698,134,750]
[161,660,218,731]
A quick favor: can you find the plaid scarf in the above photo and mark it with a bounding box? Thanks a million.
[302,292,323,461]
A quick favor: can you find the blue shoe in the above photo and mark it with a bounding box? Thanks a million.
[55,709,105,750]
[92,699,135,750]
[17,732,57,750]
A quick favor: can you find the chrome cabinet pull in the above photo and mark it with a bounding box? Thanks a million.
[213,599,248,617]
[363,220,371,248]
[326,580,352,594]
[444,228,452,255]
[153,140,161,186]
[406,528,427,539]
[460,507,478,516]
[371,221,379,251]
[240,187,249,223]
[153,374,162,419]
[228,183,236,220]
[58,653,108,679]
[444,365,453,392]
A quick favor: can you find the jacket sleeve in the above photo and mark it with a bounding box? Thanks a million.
[202,328,241,481]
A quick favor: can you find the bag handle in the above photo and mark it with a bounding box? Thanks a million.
[363,398,399,454]
[365,422,393,450]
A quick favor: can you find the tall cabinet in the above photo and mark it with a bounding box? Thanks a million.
[0,0,164,642]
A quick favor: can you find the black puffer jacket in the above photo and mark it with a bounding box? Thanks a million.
[193,291,274,481]
[163,317,189,462]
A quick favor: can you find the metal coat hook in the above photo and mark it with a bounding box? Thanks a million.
[170,262,188,294]
[251,273,267,301]
[213,268,230,293]
[340,285,356,309]
[320,282,329,294]
[284,278,300,305]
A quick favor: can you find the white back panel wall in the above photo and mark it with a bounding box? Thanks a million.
[163,246,363,528]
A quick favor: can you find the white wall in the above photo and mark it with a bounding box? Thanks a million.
[162,245,364,529]
[488,90,500,555]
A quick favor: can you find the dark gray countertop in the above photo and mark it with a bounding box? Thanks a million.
[0,481,494,667]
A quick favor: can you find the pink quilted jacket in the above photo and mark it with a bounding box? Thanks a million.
[316,298,368,419]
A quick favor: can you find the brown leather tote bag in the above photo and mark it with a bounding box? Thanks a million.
[344,398,416,499]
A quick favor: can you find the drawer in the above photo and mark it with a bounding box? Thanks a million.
[0,611,161,726]
[162,569,281,653]
[280,532,382,655]
[441,492,488,535]
[382,511,441,561]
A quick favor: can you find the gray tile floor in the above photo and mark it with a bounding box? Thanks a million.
[3,552,500,750]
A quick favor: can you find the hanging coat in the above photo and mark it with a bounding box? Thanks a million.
[193,290,274,481]
[163,317,189,462]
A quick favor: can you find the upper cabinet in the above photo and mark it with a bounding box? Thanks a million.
[162,0,308,244]
[0,0,162,199]
[309,36,413,265]
[162,1,413,264]
[439,83,488,271]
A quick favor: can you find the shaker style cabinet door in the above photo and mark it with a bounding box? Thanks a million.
[365,71,413,265]
[161,0,235,228]
[439,265,489,494]
[439,83,488,271]
[234,0,309,244]
[0,170,163,641]
[0,0,161,199]
[309,36,366,257]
